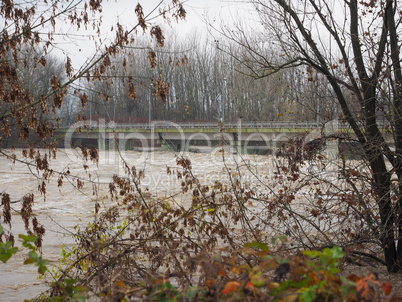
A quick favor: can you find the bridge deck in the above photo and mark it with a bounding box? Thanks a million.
[60,121,346,132]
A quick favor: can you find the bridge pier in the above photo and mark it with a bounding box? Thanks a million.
[98,137,135,151]
[158,139,190,152]
[231,141,274,155]
[231,132,275,155]
[157,131,191,152]
[98,133,157,151]
[325,139,339,160]
[118,138,134,151]
[98,137,107,150]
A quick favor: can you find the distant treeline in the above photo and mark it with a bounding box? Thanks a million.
[80,32,340,124]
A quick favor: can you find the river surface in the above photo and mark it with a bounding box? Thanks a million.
[0,148,278,301]
[2,148,397,300]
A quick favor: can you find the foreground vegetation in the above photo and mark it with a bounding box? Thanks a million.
[1,146,400,301]
[1,0,402,300]
[0,223,396,301]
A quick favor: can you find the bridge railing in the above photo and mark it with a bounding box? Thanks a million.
[93,121,325,130]
[67,120,395,130]
[61,120,395,135]
[109,121,388,130]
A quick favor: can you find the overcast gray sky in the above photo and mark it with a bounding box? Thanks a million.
[58,0,248,68]
[102,0,247,35]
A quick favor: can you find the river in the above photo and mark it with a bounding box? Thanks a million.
[0,148,278,301]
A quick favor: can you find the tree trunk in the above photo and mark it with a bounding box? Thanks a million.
[368,148,398,271]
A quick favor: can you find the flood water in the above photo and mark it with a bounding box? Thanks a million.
[0,148,277,301]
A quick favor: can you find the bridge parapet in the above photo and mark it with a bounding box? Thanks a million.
[61,120,394,154]
[79,121,323,130]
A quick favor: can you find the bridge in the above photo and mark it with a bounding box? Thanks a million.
[61,120,349,154]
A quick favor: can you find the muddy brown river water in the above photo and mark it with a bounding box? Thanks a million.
[3,148,400,300]
[0,148,277,301]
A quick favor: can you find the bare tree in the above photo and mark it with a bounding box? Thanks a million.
[216,0,402,272]
[0,0,186,252]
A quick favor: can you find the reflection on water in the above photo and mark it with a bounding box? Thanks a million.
[0,149,273,301]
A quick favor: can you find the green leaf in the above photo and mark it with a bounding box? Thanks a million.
[301,286,316,302]
[19,234,37,250]
[0,224,3,235]
[340,277,356,298]
[0,250,16,263]
[186,286,201,299]
[0,253,11,263]
[245,241,269,252]
[250,269,265,287]
[278,235,288,243]
[331,246,344,259]
[277,258,290,264]
[38,258,49,267]
[38,264,47,274]
[328,267,341,274]
[29,251,39,260]
[71,296,86,302]
[66,285,74,296]
[291,279,310,289]
[302,250,321,259]
[19,234,37,243]
[76,296,87,302]
[65,278,77,286]
[0,242,18,263]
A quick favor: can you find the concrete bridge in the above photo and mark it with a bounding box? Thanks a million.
[60,120,349,154]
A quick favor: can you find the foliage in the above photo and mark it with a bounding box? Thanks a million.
[0,224,17,263]
[0,0,187,299]
[36,152,398,301]
[46,226,394,301]
[0,223,49,276]
[218,0,402,272]
[138,245,393,302]
[45,279,88,302]
[0,0,187,242]
[19,234,49,274]
[1,0,402,300]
